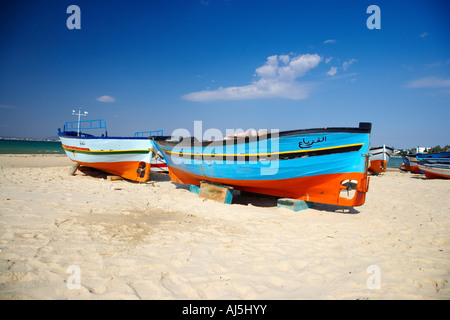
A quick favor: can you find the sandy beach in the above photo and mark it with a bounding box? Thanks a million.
[0,154,449,300]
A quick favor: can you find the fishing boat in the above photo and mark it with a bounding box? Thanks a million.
[58,111,167,182]
[149,157,169,173]
[418,158,450,165]
[408,151,450,173]
[153,122,372,207]
[407,154,422,173]
[416,151,450,160]
[418,159,450,179]
[400,154,410,171]
[368,145,393,173]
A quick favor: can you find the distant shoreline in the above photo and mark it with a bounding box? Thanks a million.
[0,137,59,142]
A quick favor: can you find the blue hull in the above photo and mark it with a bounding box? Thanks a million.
[152,123,372,206]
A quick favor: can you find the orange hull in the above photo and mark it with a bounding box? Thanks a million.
[73,160,150,182]
[423,170,448,179]
[168,166,370,207]
[368,159,387,173]
[419,166,450,179]
[409,163,422,173]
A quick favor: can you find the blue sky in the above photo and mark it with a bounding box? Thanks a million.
[0,0,449,149]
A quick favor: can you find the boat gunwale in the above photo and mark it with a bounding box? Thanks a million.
[370,146,394,152]
[160,143,365,161]
[152,124,372,147]
[58,133,153,140]
[418,163,450,170]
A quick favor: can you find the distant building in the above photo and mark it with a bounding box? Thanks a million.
[416,147,431,153]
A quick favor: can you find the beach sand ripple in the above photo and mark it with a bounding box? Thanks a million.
[0,155,449,299]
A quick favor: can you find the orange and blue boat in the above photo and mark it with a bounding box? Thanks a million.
[418,158,450,179]
[58,117,167,182]
[153,122,372,207]
[408,151,450,173]
[400,154,410,171]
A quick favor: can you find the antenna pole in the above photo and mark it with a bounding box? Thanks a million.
[72,108,88,136]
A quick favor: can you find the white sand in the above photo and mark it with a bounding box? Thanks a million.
[0,154,449,299]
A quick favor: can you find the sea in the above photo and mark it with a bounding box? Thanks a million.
[0,139,406,168]
[0,139,64,154]
[387,157,403,168]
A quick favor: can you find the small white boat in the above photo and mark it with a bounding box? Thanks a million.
[368,145,393,173]
[58,112,167,182]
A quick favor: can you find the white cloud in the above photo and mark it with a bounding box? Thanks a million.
[405,77,450,88]
[342,58,357,71]
[278,55,290,64]
[96,95,116,102]
[324,39,336,44]
[420,32,429,38]
[182,53,322,102]
[325,57,333,64]
[327,66,337,76]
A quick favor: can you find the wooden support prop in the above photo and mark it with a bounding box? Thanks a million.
[189,185,200,194]
[277,198,313,212]
[107,175,124,181]
[198,181,233,204]
[68,163,80,175]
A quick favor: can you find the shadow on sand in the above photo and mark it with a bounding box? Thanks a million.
[76,167,360,214]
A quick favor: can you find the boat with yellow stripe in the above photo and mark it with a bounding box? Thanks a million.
[153,122,372,207]
[58,116,167,181]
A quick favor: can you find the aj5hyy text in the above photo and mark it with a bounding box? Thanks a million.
[182,304,267,317]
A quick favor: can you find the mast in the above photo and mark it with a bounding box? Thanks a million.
[72,108,88,136]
